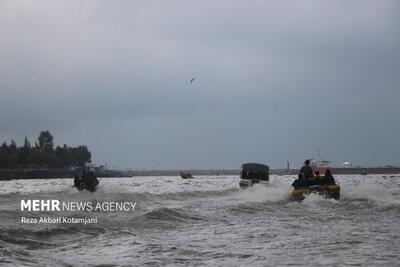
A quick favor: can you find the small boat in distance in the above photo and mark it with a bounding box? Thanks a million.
[180,171,193,179]
[311,159,331,174]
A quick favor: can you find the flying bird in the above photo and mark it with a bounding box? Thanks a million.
[190,77,196,83]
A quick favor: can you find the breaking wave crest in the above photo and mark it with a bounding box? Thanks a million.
[342,181,400,206]
[231,178,291,203]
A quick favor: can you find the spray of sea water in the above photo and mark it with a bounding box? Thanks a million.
[0,175,400,266]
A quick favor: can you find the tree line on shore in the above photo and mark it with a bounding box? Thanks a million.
[0,131,91,169]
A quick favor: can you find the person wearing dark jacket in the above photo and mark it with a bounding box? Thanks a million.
[292,173,308,188]
[299,159,314,179]
[321,169,335,185]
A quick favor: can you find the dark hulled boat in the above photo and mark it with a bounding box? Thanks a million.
[180,171,193,179]
[239,163,269,188]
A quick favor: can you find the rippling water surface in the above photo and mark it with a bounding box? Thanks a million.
[1,175,400,266]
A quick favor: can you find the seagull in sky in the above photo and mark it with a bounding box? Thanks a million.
[190,77,196,83]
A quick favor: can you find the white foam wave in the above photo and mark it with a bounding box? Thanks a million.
[232,178,291,203]
[342,181,400,205]
[302,192,338,205]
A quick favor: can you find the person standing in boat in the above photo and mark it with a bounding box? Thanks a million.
[300,159,314,179]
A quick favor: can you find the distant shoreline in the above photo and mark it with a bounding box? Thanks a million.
[124,167,400,177]
[0,169,123,180]
[1,167,400,180]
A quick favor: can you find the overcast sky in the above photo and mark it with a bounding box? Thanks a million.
[0,0,399,169]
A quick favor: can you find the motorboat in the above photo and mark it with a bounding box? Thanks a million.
[239,163,269,189]
[180,171,193,179]
[74,173,99,192]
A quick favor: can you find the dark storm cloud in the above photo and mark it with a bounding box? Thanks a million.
[0,1,399,168]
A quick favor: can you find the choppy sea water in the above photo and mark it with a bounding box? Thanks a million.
[1,175,400,266]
